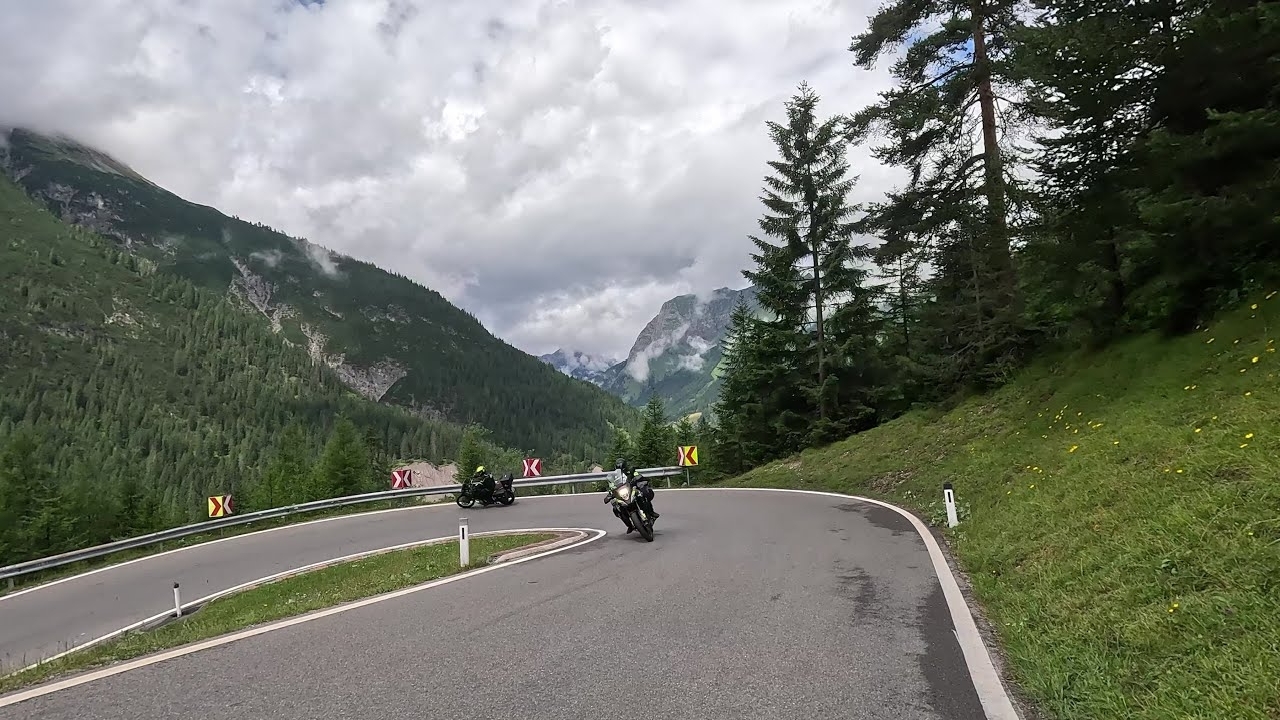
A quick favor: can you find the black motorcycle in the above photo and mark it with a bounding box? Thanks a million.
[456,473,516,508]
[604,469,655,541]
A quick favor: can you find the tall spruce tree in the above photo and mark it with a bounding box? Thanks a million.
[312,417,371,498]
[249,422,312,510]
[740,82,881,446]
[634,396,675,468]
[456,423,488,477]
[712,298,772,471]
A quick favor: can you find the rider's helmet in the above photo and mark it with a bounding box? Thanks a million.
[614,458,626,471]
[474,465,486,476]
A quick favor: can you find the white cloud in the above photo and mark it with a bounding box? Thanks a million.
[0,0,902,359]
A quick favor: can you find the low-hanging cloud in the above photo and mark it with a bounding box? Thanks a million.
[0,0,903,358]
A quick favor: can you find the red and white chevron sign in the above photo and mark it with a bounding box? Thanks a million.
[522,457,542,478]
[391,469,413,489]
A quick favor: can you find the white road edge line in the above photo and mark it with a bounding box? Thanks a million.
[6,528,588,676]
[665,487,1022,720]
[0,493,578,602]
[0,526,606,709]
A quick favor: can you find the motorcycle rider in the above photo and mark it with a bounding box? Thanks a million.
[604,457,659,533]
[471,465,497,503]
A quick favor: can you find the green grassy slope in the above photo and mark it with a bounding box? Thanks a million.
[3,128,639,456]
[727,292,1280,720]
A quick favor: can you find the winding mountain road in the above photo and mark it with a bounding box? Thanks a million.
[0,488,1017,719]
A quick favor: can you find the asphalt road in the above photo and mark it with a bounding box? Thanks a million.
[0,489,993,719]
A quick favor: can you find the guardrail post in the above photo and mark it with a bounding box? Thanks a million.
[6,577,13,591]
[943,482,959,528]
[459,517,470,567]
[173,582,182,618]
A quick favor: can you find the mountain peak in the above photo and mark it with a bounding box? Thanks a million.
[538,348,619,386]
[595,284,759,415]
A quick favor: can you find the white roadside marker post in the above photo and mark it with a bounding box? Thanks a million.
[173,582,182,618]
[459,517,470,567]
[943,482,959,528]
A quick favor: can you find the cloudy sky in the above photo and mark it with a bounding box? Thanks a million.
[1,0,906,359]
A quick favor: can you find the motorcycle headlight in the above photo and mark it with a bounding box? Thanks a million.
[615,484,633,502]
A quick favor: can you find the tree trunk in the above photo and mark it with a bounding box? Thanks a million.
[808,200,827,421]
[971,0,1007,256]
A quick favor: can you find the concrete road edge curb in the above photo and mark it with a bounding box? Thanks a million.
[486,530,589,563]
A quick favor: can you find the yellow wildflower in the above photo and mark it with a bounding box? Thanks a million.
[1253,356,1260,363]
[1069,445,1078,453]
[1245,432,1254,439]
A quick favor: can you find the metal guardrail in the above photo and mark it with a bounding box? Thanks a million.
[0,466,685,585]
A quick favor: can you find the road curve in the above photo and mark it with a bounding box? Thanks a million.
[0,489,1012,719]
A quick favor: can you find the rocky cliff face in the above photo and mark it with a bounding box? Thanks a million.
[595,285,759,416]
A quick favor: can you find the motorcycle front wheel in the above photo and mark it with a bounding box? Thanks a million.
[498,492,515,506]
[632,508,653,542]
[456,494,475,508]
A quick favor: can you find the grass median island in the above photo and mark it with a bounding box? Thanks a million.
[726,291,1280,720]
[1,532,558,694]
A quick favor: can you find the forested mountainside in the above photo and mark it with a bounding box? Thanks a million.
[1,128,640,456]
[0,176,537,564]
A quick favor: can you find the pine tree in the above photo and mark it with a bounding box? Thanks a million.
[673,416,696,448]
[746,83,854,423]
[738,83,881,447]
[634,396,675,468]
[0,430,50,560]
[456,423,488,478]
[847,0,1031,390]
[250,422,312,510]
[608,425,634,467]
[711,300,772,471]
[312,417,370,499]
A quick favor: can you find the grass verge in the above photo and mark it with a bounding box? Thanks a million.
[0,532,558,694]
[1,496,453,598]
[725,290,1280,720]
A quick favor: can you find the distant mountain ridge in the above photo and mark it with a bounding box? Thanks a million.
[568,286,760,417]
[538,348,618,386]
[1,127,639,457]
